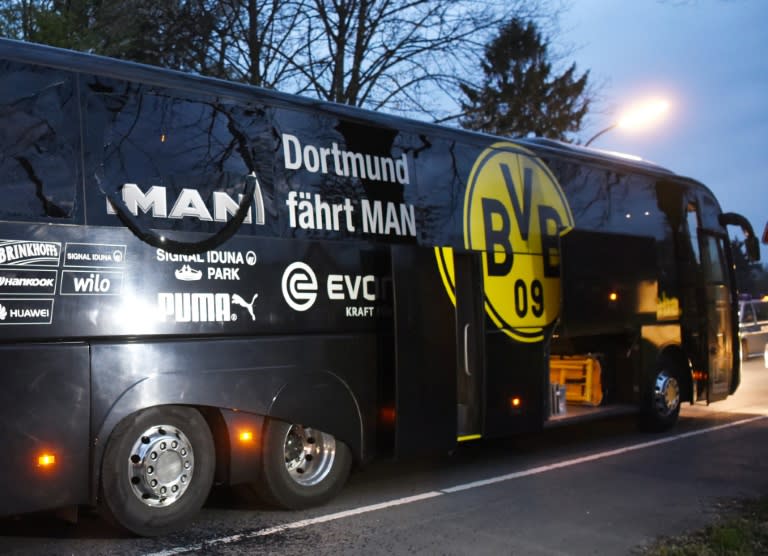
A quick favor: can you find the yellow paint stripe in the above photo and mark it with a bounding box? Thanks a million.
[457,434,482,442]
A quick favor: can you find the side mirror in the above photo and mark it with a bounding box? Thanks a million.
[746,235,761,262]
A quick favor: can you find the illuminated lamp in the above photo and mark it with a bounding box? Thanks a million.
[37,453,56,468]
[379,407,396,425]
[239,431,254,443]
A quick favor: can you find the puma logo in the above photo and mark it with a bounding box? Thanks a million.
[231,293,259,321]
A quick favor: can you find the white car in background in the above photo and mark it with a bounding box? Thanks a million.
[738,297,768,362]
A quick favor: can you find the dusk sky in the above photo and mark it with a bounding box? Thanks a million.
[561,0,768,262]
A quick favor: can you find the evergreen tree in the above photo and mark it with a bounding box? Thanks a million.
[459,17,590,141]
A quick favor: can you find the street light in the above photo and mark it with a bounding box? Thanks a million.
[585,98,670,147]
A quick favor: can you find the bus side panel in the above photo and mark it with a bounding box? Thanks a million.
[89,334,377,489]
[484,335,548,436]
[0,343,90,516]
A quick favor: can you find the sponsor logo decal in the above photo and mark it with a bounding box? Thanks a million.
[231,293,259,321]
[107,177,265,225]
[60,271,124,295]
[436,142,574,343]
[64,243,126,268]
[281,262,380,317]
[158,292,232,322]
[157,291,259,322]
[0,240,60,267]
[281,262,318,312]
[175,265,203,281]
[0,298,54,324]
[159,249,258,282]
[0,269,57,295]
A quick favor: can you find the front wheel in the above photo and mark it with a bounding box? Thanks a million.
[256,419,351,510]
[640,368,681,432]
[99,406,215,536]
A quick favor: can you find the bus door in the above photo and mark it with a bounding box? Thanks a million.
[453,252,485,439]
[698,231,734,402]
[686,204,735,402]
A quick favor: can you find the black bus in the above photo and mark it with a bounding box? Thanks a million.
[0,38,759,536]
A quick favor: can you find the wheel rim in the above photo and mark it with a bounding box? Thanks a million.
[654,371,680,417]
[127,424,195,507]
[282,425,336,487]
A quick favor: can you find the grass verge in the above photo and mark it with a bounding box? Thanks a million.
[635,496,768,555]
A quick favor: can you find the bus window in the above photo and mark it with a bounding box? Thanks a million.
[686,203,701,265]
[700,235,726,283]
[0,61,78,219]
[84,77,269,234]
[607,172,667,240]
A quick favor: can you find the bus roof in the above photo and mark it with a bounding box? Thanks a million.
[0,38,694,185]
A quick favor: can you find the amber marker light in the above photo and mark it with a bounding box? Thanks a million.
[609,292,619,302]
[510,397,522,409]
[239,431,254,443]
[37,453,56,468]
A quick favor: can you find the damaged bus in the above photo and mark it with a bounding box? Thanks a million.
[0,38,760,535]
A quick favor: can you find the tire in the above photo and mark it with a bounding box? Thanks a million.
[99,406,215,537]
[640,367,681,432]
[256,419,351,510]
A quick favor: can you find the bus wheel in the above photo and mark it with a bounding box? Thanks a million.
[99,406,215,536]
[640,368,681,431]
[257,419,351,510]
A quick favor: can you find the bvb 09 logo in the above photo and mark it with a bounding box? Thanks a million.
[438,142,574,343]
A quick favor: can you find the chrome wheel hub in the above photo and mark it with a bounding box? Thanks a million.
[282,425,336,487]
[127,424,194,507]
[654,371,681,417]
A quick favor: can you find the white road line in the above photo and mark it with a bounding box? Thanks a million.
[442,415,766,493]
[145,415,766,556]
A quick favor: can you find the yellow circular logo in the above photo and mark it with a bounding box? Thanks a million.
[438,142,574,342]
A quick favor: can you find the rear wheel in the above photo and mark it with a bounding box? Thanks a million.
[99,406,215,536]
[256,419,351,509]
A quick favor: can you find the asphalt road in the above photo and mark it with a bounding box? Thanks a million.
[2,358,767,556]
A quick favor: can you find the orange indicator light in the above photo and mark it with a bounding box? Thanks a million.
[37,453,56,467]
[609,292,618,302]
[239,431,254,443]
[511,397,522,408]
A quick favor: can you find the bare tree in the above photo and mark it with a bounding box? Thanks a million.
[280,0,557,119]
[1,0,566,120]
